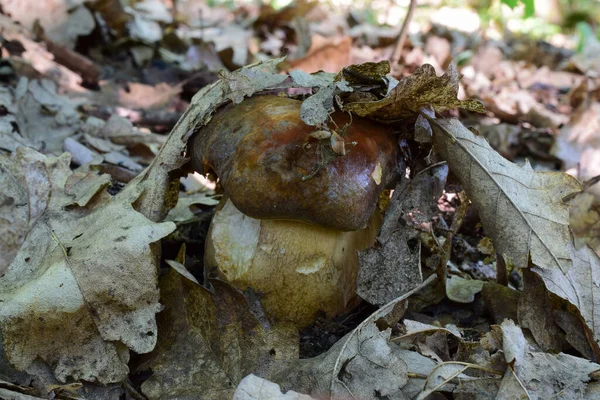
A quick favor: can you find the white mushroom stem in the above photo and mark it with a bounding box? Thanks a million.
[205,198,381,327]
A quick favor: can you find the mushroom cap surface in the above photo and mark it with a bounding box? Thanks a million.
[189,95,398,231]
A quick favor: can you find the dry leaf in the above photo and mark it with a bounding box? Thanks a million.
[517,269,564,352]
[495,320,599,399]
[234,374,315,400]
[138,270,298,400]
[344,61,485,121]
[429,117,581,273]
[0,0,94,48]
[534,245,600,358]
[272,276,438,399]
[0,148,175,383]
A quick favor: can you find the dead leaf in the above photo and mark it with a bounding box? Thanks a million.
[0,148,175,383]
[495,320,599,399]
[165,192,219,222]
[358,164,447,305]
[137,269,298,400]
[429,117,581,273]
[446,276,484,303]
[481,282,520,324]
[234,374,315,400]
[272,275,438,399]
[533,245,600,358]
[517,269,564,352]
[0,0,94,48]
[344,61,485,121]
[289,35,352,73]
[15,79,81,155]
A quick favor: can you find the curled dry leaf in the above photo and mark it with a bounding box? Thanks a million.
[344,61,486,122]
[0,148,175,383]
[428,117,581,273]
[123,57,287,222]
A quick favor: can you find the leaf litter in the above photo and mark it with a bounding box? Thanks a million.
[1,2,600,399]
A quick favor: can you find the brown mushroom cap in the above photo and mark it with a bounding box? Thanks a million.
[189,95,399,231]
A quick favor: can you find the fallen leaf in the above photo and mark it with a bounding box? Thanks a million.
[234,374,315,400]
[495,320,599,399]
[446,276,484,303]
[344,61,485,121]
[137,269,297,400]
[289,35,352,73]
[0,147,175,383]
[272,275,438,399]
[429,117,581,273]
[518,269,564,353]
[0,0,94,48]
[15,79,81,155]
[533,244,600,358]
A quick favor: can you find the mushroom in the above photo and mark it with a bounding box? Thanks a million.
[189,95,399,327]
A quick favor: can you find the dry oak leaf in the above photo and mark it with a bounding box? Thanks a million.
[0,148,175,384]
[429,118,581,273]
[344,61,485,122]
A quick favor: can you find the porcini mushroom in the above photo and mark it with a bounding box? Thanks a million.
[189,95,399,327]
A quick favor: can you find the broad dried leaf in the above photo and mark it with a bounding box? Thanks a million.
[496,320,599,399]
[534,245,600,357]
[344,61,485,121]
[126,58,286,222]
[517,270,563,352]
[358,165,446,305]
[234,374,315,400]
[138,270,297,400]
[273,322,410,399]
[0,148,175,383]
[429,117,581,273]
[272,276,438,399]
[15,79,81,155]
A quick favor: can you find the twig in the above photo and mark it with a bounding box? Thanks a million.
[390,0,417,68]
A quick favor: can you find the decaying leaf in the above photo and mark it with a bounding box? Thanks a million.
[344,61,485,121]
[165,192,220,223]
[496,320,599,399]
[137,269,297,400]
[15,79,81,155]
[271,275,438,399]
[534,245,600,357]
[234,374,315,400]
[126,58,287,222]
[446,276,484,303]
[429,117,581,273]
[517,269,564,352]
[358,164,447,305]
[0,148,175,383]
[273,322,410,399]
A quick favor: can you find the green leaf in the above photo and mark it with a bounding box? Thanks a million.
[501,0,518,8]
[523,0,535,18]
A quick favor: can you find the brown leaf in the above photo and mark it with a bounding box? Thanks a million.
[429,117,581,273]
[0,148,174,383]
[534,245,600,358]
[344,61,485,121]
[138,270,298,400]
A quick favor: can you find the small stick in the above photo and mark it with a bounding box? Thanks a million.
[390,0,417,68]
